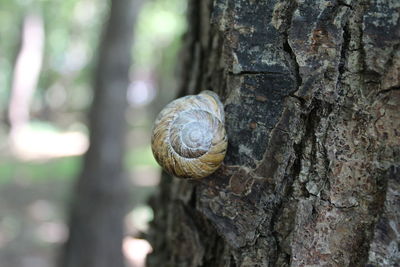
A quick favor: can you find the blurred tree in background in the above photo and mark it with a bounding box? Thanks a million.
[60,0,141,266]
[0,0,186,266]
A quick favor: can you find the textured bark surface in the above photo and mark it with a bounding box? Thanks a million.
[60,0,140,266]
[148,0,400,266]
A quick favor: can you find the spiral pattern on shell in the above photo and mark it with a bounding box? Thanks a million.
[151,91,227,179]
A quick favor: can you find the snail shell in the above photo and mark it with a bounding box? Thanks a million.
[151,90,228,179]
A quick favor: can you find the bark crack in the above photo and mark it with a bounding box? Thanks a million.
[376,86,400,96]
[282,0,302,93]
[227,71,287,76]
[337,1,353,10]
[338,20,350,85]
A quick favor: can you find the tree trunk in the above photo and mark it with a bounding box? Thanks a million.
[61,0,140,266]
[148,0,400,266]
[8,13,44,137]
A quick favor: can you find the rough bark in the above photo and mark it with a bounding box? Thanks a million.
[60,0,140,266]
[148,0,400,266]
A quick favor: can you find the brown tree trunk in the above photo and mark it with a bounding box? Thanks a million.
[148,0,400,266]
[60,0,141,266]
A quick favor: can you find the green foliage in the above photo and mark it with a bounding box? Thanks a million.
[0,0,184,184]
[0,1,23,108]
[133,0,187,70]
[0,143,158,183]
[126,145,159,170]
[0,156,82,184]
[0,0,107,116]
[0,144,158,185]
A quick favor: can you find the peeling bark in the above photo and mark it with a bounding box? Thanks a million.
[148,0,400,266]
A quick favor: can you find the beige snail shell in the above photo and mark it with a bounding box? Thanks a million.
[151,90,228,179]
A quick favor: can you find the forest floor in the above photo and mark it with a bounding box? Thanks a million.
[0,127,159,267]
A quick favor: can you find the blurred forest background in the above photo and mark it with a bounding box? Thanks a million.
[0,0,186,266]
